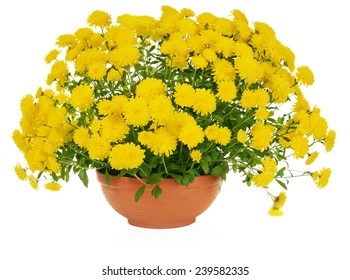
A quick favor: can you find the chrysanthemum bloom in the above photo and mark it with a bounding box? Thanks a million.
[252,157,277,187]
[296,66,314,86]
[68,84,94,111]
[216,81,237,102]
[205,125,231,146]
[15,164,27,181]
[324,130,336,152]
[45,182,62,191]
[87,10,112,28]
[305,151,319,165]
[109,143,145,170]
[190,150,202,162]
[312,168,331,188]
[237,129,248,143]
[174,84,196,108]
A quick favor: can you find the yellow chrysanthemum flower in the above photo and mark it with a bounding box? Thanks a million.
[235,55,264,84]
[190,150,202,163]
[296,66,314,86]
[87,10,112,28]
[268,209,283,216]
[252,156,277,187]
[192,88,216,116]
[108,44,139,67]
[205,125,231,146]
[87,61,107,80]
[324,130,336,152]
[312,168,331,188]
[241,89,266,109]
[216,81,237,102]
[290,134,309,159]
[179,123,205,148]
[191,55,208,69]
[15,164,27,181]
[68,84,94,111]
[212,59,235,82]
[73,127,90,148]
[28,175,39,190]
[109,143,145,170]
[136,78,167,101]
[139,128,177,157]
[255,107,269,121]
[45,182,62,191]
[123,97,150,126]
[237,129,248,143]
[56,34,76,48]
[174,84,196,108]
[305,151,319,165]
[250,121,275,151]
[47,60,69,85]
[274,192,287,210]
[86,134,111,160]
[45,49,60,64]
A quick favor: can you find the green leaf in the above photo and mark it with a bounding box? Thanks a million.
[115,170,127,179]
[211,166,222,176]
[276,167,286,177]
[78,169,89,188]
[104,169,111,186]
[181,173,191,186]
[170,173,183,185]
[275,179,288,190]
[151,185,162,200]
[210,163,229,179]
[146,173,164,184]
[134,185,146,202]
[201,160,210,174]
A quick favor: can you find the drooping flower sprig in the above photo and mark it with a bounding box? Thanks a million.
[13,6,335,215]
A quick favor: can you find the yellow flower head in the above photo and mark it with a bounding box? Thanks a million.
[324,130,336,152]
[305,151,319,165]
[68,84,94,111]
[174,84,196,108]
[179,123,205,148]
[273,192,287,210]
[216,80,237,102]
[268,208,284,216]
[109,143,145,170]
[296,66,314,86]
[190,150,202,163]
[28,175,39,190]
[15,164,27,181]
[139,128,177,157]
[252,157,277,187]
[45,182,62,191]
[123,98,150,126]
[250,121,275,151]
[87,10,112,28]
[45,49,60,64]
[136,78,167,101]
[192,88,216,116]
[213,59,235,82]
[205,125,231,146]
[312,168,331,188]
[237,129,248,143]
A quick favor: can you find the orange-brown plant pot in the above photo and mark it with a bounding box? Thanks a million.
[97,172,222,229]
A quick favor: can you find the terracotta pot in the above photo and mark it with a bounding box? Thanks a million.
[97,172,222,229]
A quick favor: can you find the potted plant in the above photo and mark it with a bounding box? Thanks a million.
[13,6,335,228]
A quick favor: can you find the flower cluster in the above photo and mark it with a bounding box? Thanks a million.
[13,6,335,214]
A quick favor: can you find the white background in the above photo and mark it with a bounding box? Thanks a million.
[0,0,349,279]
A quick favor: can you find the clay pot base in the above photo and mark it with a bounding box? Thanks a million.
[97,172,222,229]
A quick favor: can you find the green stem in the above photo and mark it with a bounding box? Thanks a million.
[162,155,169,174]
